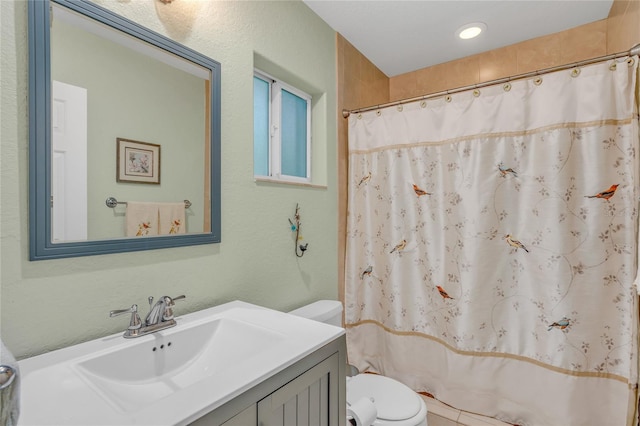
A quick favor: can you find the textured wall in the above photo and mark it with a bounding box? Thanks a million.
[1,0,337,359]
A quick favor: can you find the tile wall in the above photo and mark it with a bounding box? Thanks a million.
[608,0,640,55]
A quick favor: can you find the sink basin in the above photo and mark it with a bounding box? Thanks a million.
[75,318,285,413]
[17,301,344,425]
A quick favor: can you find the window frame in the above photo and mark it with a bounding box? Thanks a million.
[254,70,312,184]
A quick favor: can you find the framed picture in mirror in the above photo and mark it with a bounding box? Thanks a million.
[116,137,161,184]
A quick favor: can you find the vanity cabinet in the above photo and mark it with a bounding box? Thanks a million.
[189,335,346,426]
[257,352,339,425]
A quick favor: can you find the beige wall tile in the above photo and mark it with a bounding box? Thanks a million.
[343,74,359,110]
[361,65,389,106]
[360,56,376,83]
[624,0,640,48]
[339,35,389,109]
[445,55,480,88]
[608,0,630,18]
[625,0,640,48]
[364,77,388,107]
[608,10,628,52]
[373,66,388,83]
[561,20,607,63]
[342,40,362,80]
[478,45,518,82]
[516,33,562,73]
[416,62,449,94]
[389,71,418,101]
[390,55,480,101]
[336,39,344,96]
[607,0,640,53]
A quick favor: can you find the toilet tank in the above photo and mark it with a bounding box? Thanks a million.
[288,300,343,327]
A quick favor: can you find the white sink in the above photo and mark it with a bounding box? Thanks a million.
[18,301,344,425]
[75,317,285,413]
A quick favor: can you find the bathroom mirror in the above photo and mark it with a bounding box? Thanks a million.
[28,0,221,260]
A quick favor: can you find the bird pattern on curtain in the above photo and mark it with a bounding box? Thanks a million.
[349,126,636,371]
[345,57,640,425]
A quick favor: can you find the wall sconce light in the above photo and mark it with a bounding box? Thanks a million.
[154,0,202,42]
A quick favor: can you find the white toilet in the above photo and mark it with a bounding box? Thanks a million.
[289,300,428,426]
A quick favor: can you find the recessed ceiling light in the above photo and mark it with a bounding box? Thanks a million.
[456,22,487,40]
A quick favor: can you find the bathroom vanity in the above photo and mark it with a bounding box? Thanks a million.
[17,301,346,425]
[193,337,345,425]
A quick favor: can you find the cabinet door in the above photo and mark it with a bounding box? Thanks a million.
[257,353,339,426]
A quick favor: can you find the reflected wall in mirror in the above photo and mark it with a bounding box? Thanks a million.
[29,0,221,260]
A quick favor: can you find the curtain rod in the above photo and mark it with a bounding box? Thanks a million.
[342,43,640,119]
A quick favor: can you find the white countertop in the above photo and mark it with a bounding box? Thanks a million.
[17,301,344,425]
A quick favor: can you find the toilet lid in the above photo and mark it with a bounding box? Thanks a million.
[347,374,422,421]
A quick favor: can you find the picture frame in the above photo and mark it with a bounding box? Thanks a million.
[116,138,161,184]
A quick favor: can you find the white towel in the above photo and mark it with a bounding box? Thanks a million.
[158,202,186,235]
[126,202,159,237]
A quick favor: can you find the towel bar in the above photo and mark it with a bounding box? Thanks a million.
[105,197,192,209]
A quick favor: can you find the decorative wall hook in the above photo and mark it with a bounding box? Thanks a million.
[288,203,308,257]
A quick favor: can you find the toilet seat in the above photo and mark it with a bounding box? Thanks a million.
[347,374,427,425]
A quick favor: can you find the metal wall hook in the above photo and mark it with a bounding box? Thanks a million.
[289,203,308,257]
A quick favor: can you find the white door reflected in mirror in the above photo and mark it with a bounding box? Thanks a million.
[52,80,87,242]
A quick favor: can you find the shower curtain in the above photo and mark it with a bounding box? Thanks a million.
[345,57,640,426]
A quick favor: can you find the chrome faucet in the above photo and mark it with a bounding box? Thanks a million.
[110,295,185,338]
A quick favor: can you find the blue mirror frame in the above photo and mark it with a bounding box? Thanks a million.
[28,0,221,260]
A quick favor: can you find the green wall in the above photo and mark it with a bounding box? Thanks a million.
[0,0,338,359]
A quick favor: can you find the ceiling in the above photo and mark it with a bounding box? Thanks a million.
[302,0,614,77]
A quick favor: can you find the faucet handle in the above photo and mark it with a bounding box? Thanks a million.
[109,304,142,330]
[162,295,186,321]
